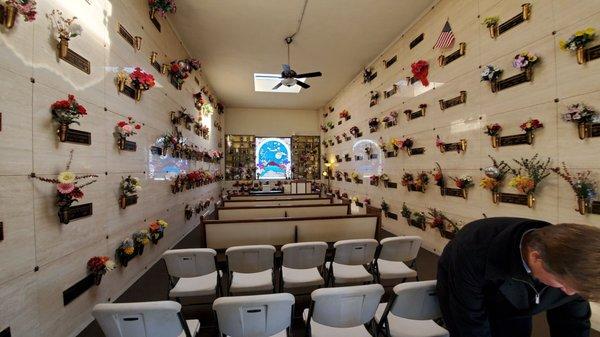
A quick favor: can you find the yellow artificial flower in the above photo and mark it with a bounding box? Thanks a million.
[575,31,584,37]
[559,40,567,50]
[58,171,76,184]
[479,177,499,191]
[584,27,596,36]
[509,176,535,194]
[123,246,135,255]
[157,219,168,228]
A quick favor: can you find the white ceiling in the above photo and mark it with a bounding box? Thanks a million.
[170,0,435,110]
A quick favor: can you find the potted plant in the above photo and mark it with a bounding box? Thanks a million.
[116,238,136,267]
[119,176,141,209]
[46,9,81,58]
[508,154,552,208]
[484,123,503,148]
[552,163,598,215]
[50,94,87,142]
[482,16,499,38]
[132,229,150,255]
[87,256,115,285]
[148,0,176,19]
[148,219,168,244]
[115,117,142,150]
[559,28,596,64]
[561,103,599,139]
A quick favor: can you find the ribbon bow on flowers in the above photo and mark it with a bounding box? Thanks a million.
[411,60,430,86]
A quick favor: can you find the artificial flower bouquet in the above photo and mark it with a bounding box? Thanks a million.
[400,137,414,151]
[378,137,388,152]
[382,111,398,127]
[132,229,150,255]
[363,198,371,206]
[427,208,461,238]
[87,256,115,285]
[520,118,543,133]
[116,238,136,267]
[130,67,155,91]
[5,0,37,28]
[480,156,512,202]
[320,124,328,132]
[339,110,350,120]
[380,200,389,213]
[409,211,427,230]
[482,16,500,38]
[390,137,403,152]
[411,60,429,86]
[368,118,380,132]
[32,150,97,224]
[401,203,411,219]
[351,172,361,183]
[170,58,201,89]
[432,164,444,187]
[451,175,474,189]
[370,174,380,186]
[51,94,87,142]
[327,121,335,129]
[552,163,598,215]
[560,28,596,64]
[46,9,81,57]
[480,65,503,82]
[149,0,176,18]
[562,103,599,139]
[513,52,539,71]
[484,123,502,137]
[349,126,361,138]
[508,154,551,207]
[148,219,168,244]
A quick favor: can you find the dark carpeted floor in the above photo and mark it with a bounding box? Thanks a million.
[78,224,599,337]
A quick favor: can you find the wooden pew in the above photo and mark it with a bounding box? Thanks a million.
[228,192,320,200]
[200,213,381,250]
[216,203,351,220]
[221,197,333,208]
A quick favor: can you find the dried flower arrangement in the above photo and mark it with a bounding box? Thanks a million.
[552,163,598,215]
[46,9,81,57]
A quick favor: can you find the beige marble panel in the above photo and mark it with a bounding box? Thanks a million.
[0,176,35,285]
[0,9,34,77]
[0,68,33,175]
[0,272,39,336]
[552,0,600,32]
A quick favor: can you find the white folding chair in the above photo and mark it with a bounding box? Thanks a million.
[92,301,200,337]
[303,284,385,337]
[280,242,327,292]
[326,239,378,286]
[374,236,422,284]
[213,293,295,337]
[375,280,448,337]
[162,249,221,302]
[225,245,276,295]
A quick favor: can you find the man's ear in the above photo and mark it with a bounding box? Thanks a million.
[529,249,543,263]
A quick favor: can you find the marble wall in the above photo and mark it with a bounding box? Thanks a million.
[319,0,600,328]
[0,1,223,336]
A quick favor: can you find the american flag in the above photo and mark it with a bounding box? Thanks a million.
[433,20,455,49]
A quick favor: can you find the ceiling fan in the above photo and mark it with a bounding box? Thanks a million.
[272,36,322,90]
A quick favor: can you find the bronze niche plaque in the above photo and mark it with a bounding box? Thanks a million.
[122,84,137,100]
[442,142,461,152]
[384,55,397,68]
[124,195,138,207]
[150,11,161,31]
[64,128,91,145]
[407,109,424,120]
[67,203,93,221]
[345,178,351,182]
[495,71,530,92]
[150,146,163,155]
[591,201,600,215]
[336,157,342,162]
[336,177,342,181]
[345,156,351,162]
[410,33,424,49]
[151,61,162,73]
[439,91,467,110]
[498,133,532,147]
[0,222,3,241]
[337,120,342,125]
[384,85,398,98]
[355,155,363,161]
[442,187,466,198]
[498,9,527,35]
[121,140,137,151]
[590,123,600,137]
[59,48,91,74]
[385,151,397,158]
[498,192,528,205]
[408,147,425,156]
[408,185,424,192]
[384,182,397,189]
[440,43,466,66]
[356,201,364,207]
[440,229,456,240]
[63,273,96,306]
[369,154,378,160]
[118,23,135,48]
[586,45,600,63]
[386,212,398,220]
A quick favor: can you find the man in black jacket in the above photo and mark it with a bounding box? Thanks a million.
[437,217,600,337]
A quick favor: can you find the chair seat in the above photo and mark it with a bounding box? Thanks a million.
[302,309,372,337]
[226,331,286,337]
[230,270,274,293]
[182,319,201,337]
[282,266,324,289]
[377,260,417,280]
[326,262,373,284]
[169,272,218,298]
[374,303,448,337]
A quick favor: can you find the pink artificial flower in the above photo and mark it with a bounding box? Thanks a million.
[122,124,133,133]
[57,183,75,194]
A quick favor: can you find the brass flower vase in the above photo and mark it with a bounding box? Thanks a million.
[119,195,127,209]
[94,273,103,286]
[522,3,532,21]
[488,25,498,39]
[524,67,533,81]
[576,47,586,65]
[4,4,16,29]
[459,139,467,152]
[491,135,499,148]
[577,122,588,140]
[161,63,169,75]
[150,51,158,64]
[527,193,535,208]
[462,189,468,199]
[117,137,125,150]
[577,197,588,215]
[492,191,499,204]
[149,9,156,20]
[490,80,498,93]
[526,131,534,145]
[459,42,466,55]
[134,88,142,101]
[459,91,467,103]
[59,36,69,58]
[437,55,445,67]
[58,124,69,142]
[58,208,70,224]
[134,36,142,51]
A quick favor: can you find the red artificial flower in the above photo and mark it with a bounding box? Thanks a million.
[411,60,430,86]
[134,124,141,129]
[77,105,87,115]
[69,187,84,199]
[68,94,75,101]
[117,121,127,127]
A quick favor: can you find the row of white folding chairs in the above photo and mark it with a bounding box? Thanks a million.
[92,281,448,337]
[162,236,422,300]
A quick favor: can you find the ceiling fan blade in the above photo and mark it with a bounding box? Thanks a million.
[282,64,291,73]
[272,82,283,90]
[294,71,322,78]
[296,80,310,89]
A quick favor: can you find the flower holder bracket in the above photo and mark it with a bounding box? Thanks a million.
[59,203,93,224]
[368,154,378,160]
[438,43,466,67]
[576,199,600,215]
[121,84,141,101]
[496,192,535,208]
[58,44,91,75]
[440,229,456,239]
[439,91,467,110]
[354,179,363,184]
[344,178,352,183]
[440,139,467,153]
[494,3,532,38]
[410,33,424,49]
[385,120,397,128]
[63,273,98,306]
[441,187,468,199]
[385,212,398,220]
[491,131,533,148]
[150,146,163,155]
[355,201,364,207]
[407,147,425,156]
[492,68,532,92]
